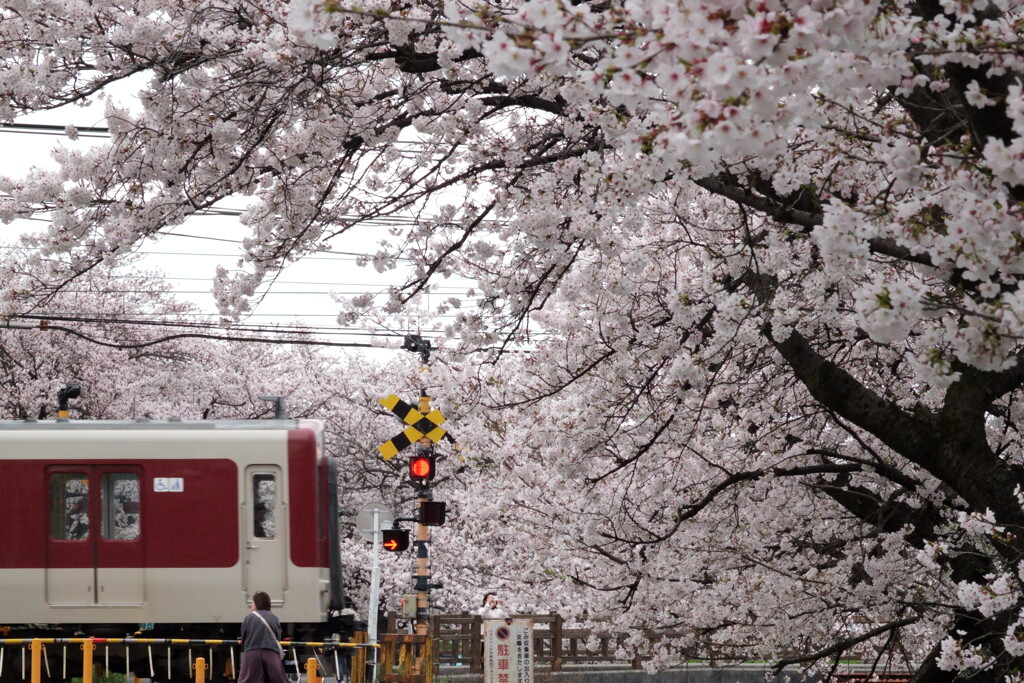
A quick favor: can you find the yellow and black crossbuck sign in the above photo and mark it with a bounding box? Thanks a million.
[377,394,448,460]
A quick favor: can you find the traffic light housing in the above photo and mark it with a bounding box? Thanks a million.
[419,500,447,526]
[409,452,436,482]
[381,528,410,552]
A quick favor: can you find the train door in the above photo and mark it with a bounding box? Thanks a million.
[95,467,144,604]
[46,468,94,605]
[45,466,144,606]
[243,466,287,605]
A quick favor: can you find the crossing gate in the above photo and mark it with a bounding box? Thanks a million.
[0,637,377,683]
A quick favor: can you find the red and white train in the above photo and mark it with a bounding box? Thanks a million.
[0,418,347,647]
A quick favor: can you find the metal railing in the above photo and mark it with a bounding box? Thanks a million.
[0,637,377,683]
[2,627,914,682]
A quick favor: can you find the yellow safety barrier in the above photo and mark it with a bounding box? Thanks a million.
[82,638,95,683]
[1,637,374,647]
[306,656,321,683]
[1,635,378,683]
[30,639,41,683]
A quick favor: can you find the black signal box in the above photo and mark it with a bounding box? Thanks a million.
[419,501,447,526]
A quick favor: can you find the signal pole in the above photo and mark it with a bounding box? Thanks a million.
[414,394,434,638]
[375,336,453,673]
[407,335,438,638]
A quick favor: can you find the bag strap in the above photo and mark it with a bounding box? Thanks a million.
[252,610,284,656]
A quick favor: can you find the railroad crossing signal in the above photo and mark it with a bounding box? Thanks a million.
[377,394,448,460]
[409,452,436,482]
[382,528,410,552]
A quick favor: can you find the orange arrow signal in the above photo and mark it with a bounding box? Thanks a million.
[381,528,409,551]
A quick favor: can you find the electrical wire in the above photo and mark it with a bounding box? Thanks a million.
[9,312,403,336]
[0,123,489,338]
[0,122,435,147]
[9,320,379,350]
[80,275,469,288]
[4,314,410,350]
[0,243,394,263]
[0,122,110,135]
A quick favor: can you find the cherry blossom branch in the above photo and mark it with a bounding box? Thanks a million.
[597,463,867,546]
[769,616,919,675]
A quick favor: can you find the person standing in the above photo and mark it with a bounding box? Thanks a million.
[477,593,508,620]
[237,591,288,683]
[477,593,510,666]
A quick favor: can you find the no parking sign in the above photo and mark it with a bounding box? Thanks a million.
[483,619,533,683]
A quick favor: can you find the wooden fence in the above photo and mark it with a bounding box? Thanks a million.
[380,612,914,681]
[385,612,643,674]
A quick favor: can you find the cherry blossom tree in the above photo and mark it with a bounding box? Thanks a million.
[3,0,1024,678]
[0,260,430,616]
[0,259,347,421]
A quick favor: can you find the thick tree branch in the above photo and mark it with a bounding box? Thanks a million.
[771,617,919,675]
[769,327,934,465]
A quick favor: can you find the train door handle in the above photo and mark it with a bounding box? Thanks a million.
[246,543,259,549]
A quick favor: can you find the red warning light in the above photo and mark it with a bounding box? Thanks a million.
[409,454,435,481]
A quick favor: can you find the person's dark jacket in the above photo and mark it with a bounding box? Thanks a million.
[240,610,282,653]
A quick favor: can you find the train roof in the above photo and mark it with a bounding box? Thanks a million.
[0,419,319,431]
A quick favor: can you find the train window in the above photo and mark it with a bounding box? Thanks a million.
[50,473,89,540]
[101,474,141,541]
[253,473,276,539]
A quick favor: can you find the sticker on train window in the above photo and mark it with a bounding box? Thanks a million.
[154,478,184,492]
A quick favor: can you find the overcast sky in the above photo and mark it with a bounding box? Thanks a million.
[0,89,473,359]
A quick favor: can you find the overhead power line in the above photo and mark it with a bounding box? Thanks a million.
[2,315,411,351]
[4,318,377,350]
[0,243,405,263]
[0,122,110,138]
[7,312,412,337]
[5,200,433,229]
[0,121,435,147]
[94,275,468,288]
